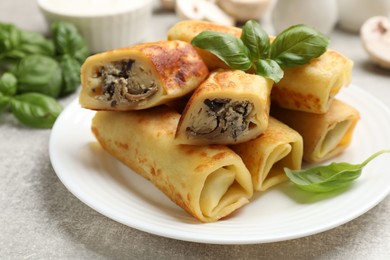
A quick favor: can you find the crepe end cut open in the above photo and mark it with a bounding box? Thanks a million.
[271,99,360,163]
[91,106,254,223]
[175,69,273,145]
[79,40,209,111]
[231,117,303,191]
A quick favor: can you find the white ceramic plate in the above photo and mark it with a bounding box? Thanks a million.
[49,85,390,244]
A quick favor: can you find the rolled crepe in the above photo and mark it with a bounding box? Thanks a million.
[271,50,353,114]
[80,40,209,111]
[175,69,273,145]
[167,20,353,114]
[271,99,360,163]
[91,106,253,223]
[167,20,242,70]
[231,117,303,191]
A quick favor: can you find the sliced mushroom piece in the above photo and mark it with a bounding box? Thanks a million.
[216,0,272,22]
[175,0,235,26]
[360,16,390,69]
[160,0,175,10]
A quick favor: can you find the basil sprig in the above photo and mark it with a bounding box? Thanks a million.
[284,150,390,193]
[0,21,89,128]
[191,20,329,83]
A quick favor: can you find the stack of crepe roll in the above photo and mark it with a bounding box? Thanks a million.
[167,20,359,163]
[79,20,358,223]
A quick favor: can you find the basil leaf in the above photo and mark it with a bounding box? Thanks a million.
[10,93,63,128]
[18,30,55,57]
[255,59,283,83]
[0,23,54,63]
[0,23,21,58]
[59,54,81,96]
[15,54,62,98]
[0,92,11,112]
[51,21,89,64]
[241,20,270,60]
[285,150,390,193]
[270,24,329,67]
[191,31,252,71]
[0,72,17,96]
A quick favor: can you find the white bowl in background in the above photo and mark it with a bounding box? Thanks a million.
[37,0,153,53]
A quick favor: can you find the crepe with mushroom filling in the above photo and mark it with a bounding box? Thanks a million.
[167,20,353,114]
[79,40,209,111]
[91,106,253,223]
[271,50,353,114]
[175,69,273,145]
[271,99,360,163]
[167,20,242,70]
[231,117,303,191]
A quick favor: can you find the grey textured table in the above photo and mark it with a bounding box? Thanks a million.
[1,1,390,259]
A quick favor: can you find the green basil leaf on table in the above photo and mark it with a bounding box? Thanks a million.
[51,21,89,63]
[254,59,284,83]
[0,23,21,57]
[0,21,88,128]
[0,23,23,69]
[10,93,63,128]
[269,24,329,67]
[59,54,81,96]
[0,49,26,62]
[15,54,62,98]
[191,30,253,71]
[0,72,17,96]
[18,30,55,57]
[284,150,390,193]
[0,23,55,62]
[241,19,270,60]
[0,93,11,112]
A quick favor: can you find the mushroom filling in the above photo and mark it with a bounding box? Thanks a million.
[96,59,158,107]
[187,98,254,140]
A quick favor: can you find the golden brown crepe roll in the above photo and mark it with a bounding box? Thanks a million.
[231,117,303,191]
[175,69,273,145]
[167,20,242,70]
[80,40,209,111]
[271,50,353,114]
[91,106,253,223]
[167,20,353,114]
[271,99,360,163]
